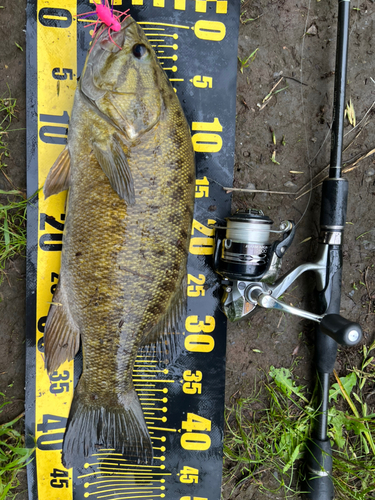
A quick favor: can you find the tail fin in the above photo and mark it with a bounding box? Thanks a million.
[62,381,153,468]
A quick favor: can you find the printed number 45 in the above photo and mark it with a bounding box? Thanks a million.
[50,468,69,488]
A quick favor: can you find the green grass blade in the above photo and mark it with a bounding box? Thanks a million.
[3,211,10,251]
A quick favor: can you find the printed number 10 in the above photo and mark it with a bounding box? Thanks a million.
[192,118,222,153]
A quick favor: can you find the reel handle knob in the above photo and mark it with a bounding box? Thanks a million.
[319,314,362,346]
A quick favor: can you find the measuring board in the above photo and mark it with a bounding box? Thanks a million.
[25,1,239,499]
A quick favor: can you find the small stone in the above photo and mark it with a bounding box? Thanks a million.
[363,239,375,251]
[365,168,375,176]
[311,137,317,143]
[306,24,318,36]
[284,181,297,188]
[273,71,283,79]
[247,182,256,190]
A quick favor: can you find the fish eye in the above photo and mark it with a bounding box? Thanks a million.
[132,44,147,59]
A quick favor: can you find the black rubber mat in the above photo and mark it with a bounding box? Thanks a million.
[25,1,239,499]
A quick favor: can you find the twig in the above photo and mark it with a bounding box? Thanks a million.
[240,12,263,24]
[305,125,332,170]
[240,0,251,10]
[223,187,294,195]
[283,75,307,86]
[259,77,284,111]
[1,411,25,427]
[342,148,375,174]
[364,267,372,320]
[296,129,367,195]
[277,314,283,329]
[296,99,374,195]
[295,182,324,200]
[295,147,375,200]
[1,169,18,191]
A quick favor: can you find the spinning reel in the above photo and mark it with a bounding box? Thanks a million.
[213,209,362,347]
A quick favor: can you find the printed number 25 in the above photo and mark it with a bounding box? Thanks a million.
[187,274,205,297]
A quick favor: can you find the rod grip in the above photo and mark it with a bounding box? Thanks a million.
[320,178,348,228]
[306,438,334,500]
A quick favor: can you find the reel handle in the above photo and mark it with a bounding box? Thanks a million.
[320,314,362,347]
[250,291,362,347]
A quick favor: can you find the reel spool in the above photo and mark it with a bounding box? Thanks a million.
[213,209,296,322]
[214,209,295,283]
[215,210,274,281]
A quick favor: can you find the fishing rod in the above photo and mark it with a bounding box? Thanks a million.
[213,0,361,498]
[306,0,353,497]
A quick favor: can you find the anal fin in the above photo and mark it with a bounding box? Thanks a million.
[141,276,187,361]
[44,280,80,374]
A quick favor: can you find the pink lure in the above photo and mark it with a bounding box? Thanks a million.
[76,0,130,50]
[95,2,121,31]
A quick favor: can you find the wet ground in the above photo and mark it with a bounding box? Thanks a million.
[1,0,375,498]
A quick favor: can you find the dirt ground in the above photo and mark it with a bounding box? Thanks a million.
[1,0,375,499]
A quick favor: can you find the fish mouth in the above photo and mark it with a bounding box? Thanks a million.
[92,15,136,47]
[119,16,136,32]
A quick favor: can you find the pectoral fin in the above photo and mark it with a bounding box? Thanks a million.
[44,146,71,199]
[93,134,135,205]
[44,280,80,374]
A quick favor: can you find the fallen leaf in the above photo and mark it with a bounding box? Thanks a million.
[292,344,299,356]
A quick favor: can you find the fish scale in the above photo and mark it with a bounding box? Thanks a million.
[43,17,195,468]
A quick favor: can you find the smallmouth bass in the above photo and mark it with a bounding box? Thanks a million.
[43,16,195,468]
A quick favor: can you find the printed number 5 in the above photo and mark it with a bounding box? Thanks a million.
[52,67,73,80]
[192,75,213,88]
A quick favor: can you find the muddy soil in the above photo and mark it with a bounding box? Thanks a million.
[1,0,375,499]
